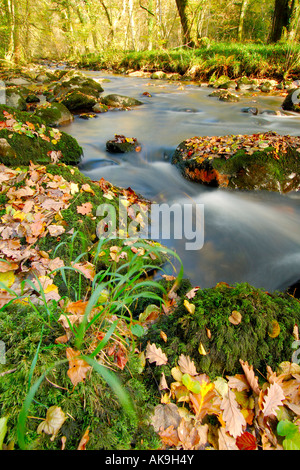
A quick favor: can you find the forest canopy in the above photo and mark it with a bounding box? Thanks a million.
[0,0,299,64]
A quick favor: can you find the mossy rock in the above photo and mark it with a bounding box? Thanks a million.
[60,90,98,112]
[0,302,160,450]
[0,105,82,166]
[209,89,240,102]
[282,87,300,113]
[5,88,27,111]
[33,102,74,127]
[143,282,300,382]
[101,94,143,108]
[172,132,300,192]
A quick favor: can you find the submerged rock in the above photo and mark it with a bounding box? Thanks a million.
[172,132,300,193]
[209,89,240,102]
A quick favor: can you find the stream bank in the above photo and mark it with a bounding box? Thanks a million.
[0,63,300,451]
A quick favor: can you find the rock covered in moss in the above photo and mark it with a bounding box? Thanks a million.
[172,132,300,193]
[143,282,300,379]
[5,88,27,111]
[101,94,143,108]
[209,89,240,102]
[0,105,82,166]
[33,102,74,127]
[282,87,300,113]
[106,135,141,153]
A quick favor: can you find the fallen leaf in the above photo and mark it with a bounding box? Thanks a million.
[261,382,285,417]
[77,428,90,450]
[229,310,242,325]
[220,389,246,438]
[145,342,168,366]
[66,348,92,386]
[37,406,66,441]
[76,202,93,215]
[178,354,198,376]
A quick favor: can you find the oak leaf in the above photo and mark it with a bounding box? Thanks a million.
[220,389,246,438]
[145,342,168,366]
[178,354,198,376]
[76,202,93,215]
[261,382,285,417]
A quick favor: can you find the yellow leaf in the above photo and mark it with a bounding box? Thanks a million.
[37,406,66,441]
[70,183,79,195]
[184,299,195,314]
[268,320,280,338]
[198,342,207,355]
[51,139,58,145]
[229,310,242,325]
[0,271,15,288]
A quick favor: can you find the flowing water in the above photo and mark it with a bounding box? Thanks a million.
[63,71,300,292]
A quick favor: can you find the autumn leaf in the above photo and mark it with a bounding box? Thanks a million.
[37,406,66,441]
[220,389,246,438]
[151,403,181,432]
[183,299,195,314]
[261,382,285,417]
[76,202,93,215]
[268,320,281,338]
[239,359,260,395]
[145,342,168,366]
[189,379,216,422]
[229,310,242,325]
[72,261,95,281]
[66,348,92,386]
[77,428,90,450]
[178,354,198,376]
[236,431,257,450]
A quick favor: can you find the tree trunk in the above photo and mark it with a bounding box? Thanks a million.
[286,0,300,41]
[237,0,249,42]
[270,0,300,42]
[175,0,194,47]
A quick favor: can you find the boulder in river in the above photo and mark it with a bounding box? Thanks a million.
[101,94,143,108]
[209,89,240,102]
[33,102,74,127]
[172,131,300,193]
[282,87,300,113]
[106,135,141,153]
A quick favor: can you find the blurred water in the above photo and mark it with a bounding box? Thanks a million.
[63,72,300,291]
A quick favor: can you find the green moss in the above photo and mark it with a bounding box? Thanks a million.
[0,105,82,166]
[143,282,300,384]
[0,302,159,450]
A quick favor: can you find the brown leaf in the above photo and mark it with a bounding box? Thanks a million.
[178,354,198,376]
[37,406,66,441]
[151,403,181,432]
[220,389,246,438]
[145,342,168,365]
[229,310,242,325]
[77,428,90,450]
[76,202,93,215]
[261,382,285,417]
[66,348,92,386]
[239,359,260,395]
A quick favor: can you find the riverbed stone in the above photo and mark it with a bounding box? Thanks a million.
[33,102,74,126]
[172,132,300,193]
[101,94,143,108]
[106,135,141,153]
[209,89,240,102]
[282,87,300,113]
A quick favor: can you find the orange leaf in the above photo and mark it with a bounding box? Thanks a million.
[66,348,91,386]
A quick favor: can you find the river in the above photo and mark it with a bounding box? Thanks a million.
[63,71,300,293]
